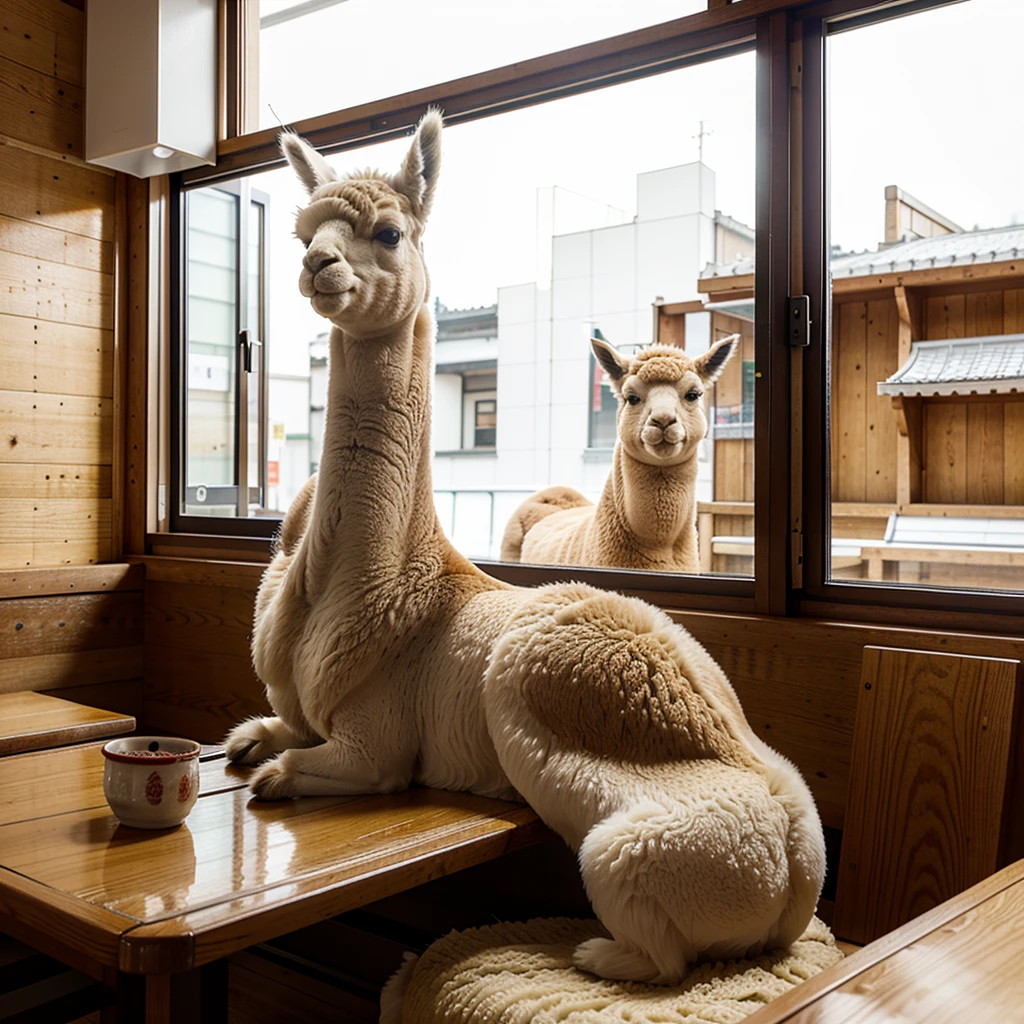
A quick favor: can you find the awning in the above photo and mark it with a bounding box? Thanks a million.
[877,333,1024,397]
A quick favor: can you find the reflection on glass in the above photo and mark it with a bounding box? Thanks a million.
[184,52,756,575]
[827,0,1024,593]
[185,187,237,512]
[257,0,705,130]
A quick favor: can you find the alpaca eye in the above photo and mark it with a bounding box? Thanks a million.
[685,391,702,402]
[375,228,401,246]
[626,394,641,406]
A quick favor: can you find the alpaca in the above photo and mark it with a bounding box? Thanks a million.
[224,112,825,986]
[500,334,738,571]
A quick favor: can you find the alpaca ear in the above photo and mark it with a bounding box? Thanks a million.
[591,335,629,386]
[693,333,740,384]
[392,108,443,220]
[280,133,337,195]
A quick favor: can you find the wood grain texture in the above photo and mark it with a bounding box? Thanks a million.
[39,677,142,723]
[0,740,247,827]
[0,212,111,273]
[2,645,143,692]
[743,859,1024,1024]
[0,52,82,154]
[833,301,867,501]
[0,141,113,241]
[863,298,898,502]
[0,250,112,329]
[0,689,133,754]
[0,590,143,660]
[833,646,1022,945]
[0,390,112,465]
[0,461,111,498]
[0,313,112,396]
[0,560,141,598]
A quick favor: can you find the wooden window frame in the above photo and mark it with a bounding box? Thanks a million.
[134,0,1024,635]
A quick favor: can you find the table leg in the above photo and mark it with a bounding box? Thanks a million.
[113,961,228,1024]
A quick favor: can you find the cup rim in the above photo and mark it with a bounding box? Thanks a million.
[102,736,201,766]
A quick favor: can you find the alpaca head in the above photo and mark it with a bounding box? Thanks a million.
[591,334,739,466]
[280,109,442,334]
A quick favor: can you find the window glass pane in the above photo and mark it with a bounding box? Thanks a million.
[826,0,1024,593]
[185,187,237,514]
[186,51,755,576]
[257,0,706,130]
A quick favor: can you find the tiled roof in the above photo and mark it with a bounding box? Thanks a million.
[832,225,1024,278]
[701,225,1024,281]
[877,334,1024,397]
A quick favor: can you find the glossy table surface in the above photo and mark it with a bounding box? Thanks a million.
[0,742,545,976]
[746,859,1024,1024]
[0,691,134,755]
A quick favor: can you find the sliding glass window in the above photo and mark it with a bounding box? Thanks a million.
[824,0,1024,594]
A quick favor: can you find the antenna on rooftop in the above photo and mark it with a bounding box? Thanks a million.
[693,120,713,163]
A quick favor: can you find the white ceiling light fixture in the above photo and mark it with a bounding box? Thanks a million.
[86,0,216,178]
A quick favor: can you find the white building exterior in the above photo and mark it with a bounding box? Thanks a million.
[431,159,753,559]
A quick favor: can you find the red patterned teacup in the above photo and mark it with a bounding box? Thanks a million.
[101,737,201,829]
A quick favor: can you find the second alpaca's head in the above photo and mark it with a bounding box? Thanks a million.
[280,109,442,335]
[592,334,739,467]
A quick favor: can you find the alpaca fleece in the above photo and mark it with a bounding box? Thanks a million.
[501,339,737,572]
[382,916,843,1024]
[225,111,826,987]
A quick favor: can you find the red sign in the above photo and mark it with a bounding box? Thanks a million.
[267,460,280,487]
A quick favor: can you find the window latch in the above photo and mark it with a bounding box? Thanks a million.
[239,329,262,372]
[787,296,811,348]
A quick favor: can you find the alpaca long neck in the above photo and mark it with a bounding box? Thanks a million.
[303,305,444,594]
[596,443,699,566]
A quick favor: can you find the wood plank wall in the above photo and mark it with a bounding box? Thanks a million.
[832,287,1024,505]
[0,0,142,719]
[0,0,117,570]
[919,287,1024,505]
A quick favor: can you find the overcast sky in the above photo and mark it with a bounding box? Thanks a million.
[246,0,1022,375]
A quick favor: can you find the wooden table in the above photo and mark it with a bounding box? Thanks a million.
[746,859,1024,1023]
[0,742,546,1022]
[0,690,135,755]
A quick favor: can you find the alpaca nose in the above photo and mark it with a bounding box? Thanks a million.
[649,413,678,429]
[304,248,341,276]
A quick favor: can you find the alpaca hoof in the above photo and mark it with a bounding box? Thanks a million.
[249,759,297,801]
[224,720,275,764]
[573,937,671,984]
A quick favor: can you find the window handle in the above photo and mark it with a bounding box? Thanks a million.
[240,329,262,372]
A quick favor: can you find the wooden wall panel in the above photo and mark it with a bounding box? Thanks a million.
[922,402,967,503]
[0,0,83,155]
[0,580,142,717]
[143,578,268,742]
[833,647,1022,945]
[832,301,867,501]
[966,402,1005,504]
[863,299,899,502]
[0,0,117,571]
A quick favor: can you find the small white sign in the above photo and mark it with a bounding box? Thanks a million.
[189,353,230,392]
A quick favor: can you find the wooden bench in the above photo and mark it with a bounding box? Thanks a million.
[0,691,135,756]
[859,513,1024,580]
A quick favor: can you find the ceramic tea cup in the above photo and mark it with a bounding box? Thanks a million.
[102,736,201,829]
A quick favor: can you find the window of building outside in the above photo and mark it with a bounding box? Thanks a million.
[177,47,757,576]
[820,0,1024,594]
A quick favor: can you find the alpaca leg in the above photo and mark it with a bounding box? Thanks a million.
[224,715,320,764]
[250,736,413,800]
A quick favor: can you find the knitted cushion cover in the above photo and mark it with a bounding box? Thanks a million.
[383,917,843,1024]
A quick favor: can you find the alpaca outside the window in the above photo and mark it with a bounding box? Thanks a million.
[501,333,738,571]
[223,110,825,986]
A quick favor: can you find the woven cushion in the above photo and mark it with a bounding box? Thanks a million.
[386,916,843,1024]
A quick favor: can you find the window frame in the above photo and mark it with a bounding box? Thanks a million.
[150,0,1024,634]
